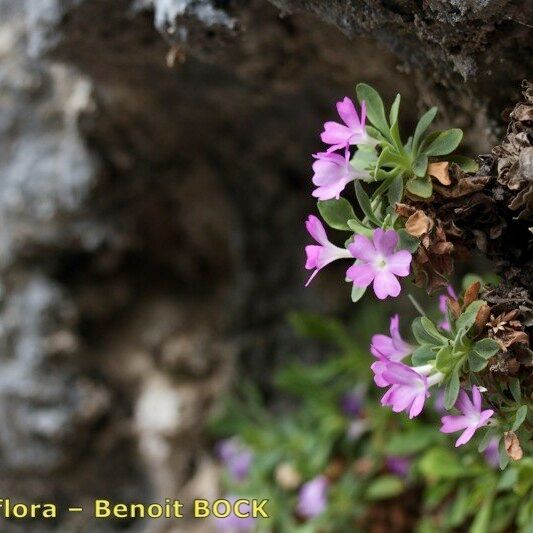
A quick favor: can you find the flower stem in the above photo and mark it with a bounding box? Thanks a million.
[408,293,427,317]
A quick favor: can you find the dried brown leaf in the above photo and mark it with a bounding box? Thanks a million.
[504,431,523,461]
[405,210,433,237]
[463,281,481,307]
[475,304,491,331]
[428,161,451,185]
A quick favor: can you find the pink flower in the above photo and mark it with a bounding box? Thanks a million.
[440,386,494,447]
[438,285,457,331]
[305,215,351,286]
[312,148,367,200]
[371,315,412,362]
[320,97,370,152]
[380,362,431,418]
[297,475,328,519]
[483,437,500,468]
[346,229,412,300]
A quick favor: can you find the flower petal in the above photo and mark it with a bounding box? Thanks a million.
[456,426,477,447]
[348,235,376,262]
[440,415,470,433]
[346,262,375,288]
[373,229,398,256]
[305,215,328,245]
[373,271,401,299]
[336,97,360,129]
[387,250,412,277]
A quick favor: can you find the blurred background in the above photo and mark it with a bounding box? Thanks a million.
[0,0,530,531]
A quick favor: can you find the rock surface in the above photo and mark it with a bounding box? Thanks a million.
[0,0,530,531]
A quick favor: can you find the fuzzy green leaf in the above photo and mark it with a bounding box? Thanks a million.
[472,338,500,359]
[389,94,401,125]
[411,345,436,366]
[469,353,489,372]
[509,378,521,403]
[471,351,493,371]
[366,475,404,500]
[412,107,438,153]
[354,181,381,225]
[398,229,420,252]
[447,155,479,173]
[351,283,366,303]
[436,345,456,374]
[455,300,485,333]
[413,153,429,177]
[387,173,404,207]
[356,83,390,138]
[421,128,463,156]
[317,198,356,231]
[412,317,445,345]
[444,368,460,410]
[405,176,433,198]
[512,405,528,431]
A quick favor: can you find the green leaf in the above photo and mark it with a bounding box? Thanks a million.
[472,338,500,359]
[421,128,463,156]
[447,155,479,173]
[419,447,465,480]
[478,428,499,452]
[512,405,528,431]
[389,94,401,125]
[455,300,485,333]
[389,120,403,151]
[365,475,404,500]
[412,153,428,177]
[412,107,438,153]
[351,283,366,303]
[499,439,510,470]
[385,427,439,455]
[317,198,356,231]
[351,145,378,173]
[413,317,448,345]
[354,181,381,225]
[387,174,404,207]
[405,176,433,198]
[397,229,420,252]
[469,353,489,372]
[436,345,456,374]
[411,345,436,366]
[444,368,460,409]
[356,83,390,138]
[509,378,521,403]
[470,495,493,533]
[347,217,373,237]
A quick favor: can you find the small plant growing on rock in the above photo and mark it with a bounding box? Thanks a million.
[305,84,531,466]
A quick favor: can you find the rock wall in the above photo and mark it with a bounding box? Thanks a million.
[0,0,530,531]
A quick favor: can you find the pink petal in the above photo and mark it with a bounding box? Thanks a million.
[373,229,398,256]
[455,389,475,417]
[373,271,401,299]
[348,235,376,262]
[387,250,412,277]
[472,386,482,412]
[305,245,320,269]
[360,100,367,128]
[370,334,395,358]
[336,97,360,129]
[456,426,477,447]
[409,393,425,418]
[305,215,328,245]
[346,262,375,288]
[440,415,470,433]
[320,122,353,146]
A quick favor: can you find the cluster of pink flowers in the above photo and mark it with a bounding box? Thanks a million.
[305,218,412,299]
[370,315,494,445]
